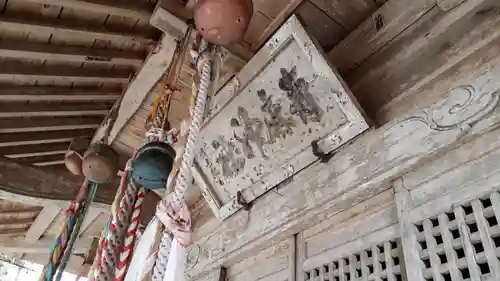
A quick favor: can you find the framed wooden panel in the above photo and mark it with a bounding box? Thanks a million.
[193,15,369,220]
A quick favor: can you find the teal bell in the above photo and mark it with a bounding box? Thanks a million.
[131,142,176,190]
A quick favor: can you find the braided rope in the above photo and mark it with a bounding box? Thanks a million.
[39,181,91,281]
[97,171,138,281]
[54,182,99,281]
[151,52,212,281]
[88,221,109,281]
[151,233,172,281]
[114,186,145,281]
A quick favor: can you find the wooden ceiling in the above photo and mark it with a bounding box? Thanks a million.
[112,0,388,157]
[0,0,161,169]
[0,199,41,238]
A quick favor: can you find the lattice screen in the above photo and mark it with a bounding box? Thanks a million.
[304,239,405,281]
[412,191,500,281]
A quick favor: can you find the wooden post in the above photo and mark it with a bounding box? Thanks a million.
[394,179,425,281]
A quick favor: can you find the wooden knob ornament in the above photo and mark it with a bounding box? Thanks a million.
[65,151,84,176]
[64,137,91,176]
[82,143,119,183]
[194,0,254,45]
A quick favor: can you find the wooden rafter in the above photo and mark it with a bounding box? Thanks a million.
[92,33,178,144]
[0,129,95,147]
[33,160,66,167]
[0,102,112,118]
[0,41,144,67]
[12,153,66,166]
[0,156,113,207]
[0,227,28,236]
[0,207,42,215]
[0,16,156,48]
[0,143,70,158]
[24,206,61,243]
[23,0,154,22]
[0,217,35,226]
[0,116,102,133]
[0,64,130,85]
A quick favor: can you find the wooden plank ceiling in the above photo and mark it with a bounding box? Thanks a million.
[0,199,41,239]
[0,0,161,169]
[113,0,388,157]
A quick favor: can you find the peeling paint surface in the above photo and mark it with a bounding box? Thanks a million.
[196,39,356,205]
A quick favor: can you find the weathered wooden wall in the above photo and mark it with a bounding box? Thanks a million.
[181,0,500,280]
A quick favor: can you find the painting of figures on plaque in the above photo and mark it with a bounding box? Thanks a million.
[193,15,369,220]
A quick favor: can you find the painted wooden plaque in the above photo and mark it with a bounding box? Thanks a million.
[192,15,369,220]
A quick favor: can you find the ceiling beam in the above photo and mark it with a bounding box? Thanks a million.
[0,116,102,133]
[0,207,41,215]
[253,0,305,51]
[0,156,112,208]
[24,205,61,243]
[23,0,153,22]
[0,129,95,147]
[0,64,130,85]
[33,160,66,167]
[0,143,70,158]
[0,41,144,67]
[92,33,178,144]
[0,227,28,236]
[0,102,112,118]
[10,153,66,166]
[0,16,155,48]
[0,217,35,226]
[0,87,121,102]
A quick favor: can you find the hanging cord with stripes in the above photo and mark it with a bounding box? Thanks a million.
[38,180,94,281]
[88,171,126,281]
[54,182,99,281]
[151,44,215,281]
[96,162,138,281]
[114,184,146,281]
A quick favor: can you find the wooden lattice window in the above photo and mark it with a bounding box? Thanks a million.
[304,239,405,281]
[412,191,500,281]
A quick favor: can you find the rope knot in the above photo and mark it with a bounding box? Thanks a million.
[155,195,192,246]
[65,201,79,215]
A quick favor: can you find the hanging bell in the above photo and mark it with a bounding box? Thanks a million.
[194,0,254,45]
[131,142,176,190]
[82,143,119,183]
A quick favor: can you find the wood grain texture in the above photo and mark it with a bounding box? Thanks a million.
[346,0,493,120]
[309,0,378,30]
[328,0,437,74]
[186,35,500,279]
[24,205,61,242]
[22,0,154,21]
[0,129,95,146]
[0,116,101,133]
[376,0,499,123]
[0,156,114,207]
[295,1,347,51]
[0,143,70,157]
[0,15,156,49]
[92,33,178,145]
[0,40,144,67]
[0,101,112,118]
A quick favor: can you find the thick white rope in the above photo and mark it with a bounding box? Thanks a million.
[151,54,212,281]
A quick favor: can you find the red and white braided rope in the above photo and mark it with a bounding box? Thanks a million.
[114,186,145,281]
[98,169,138,281]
